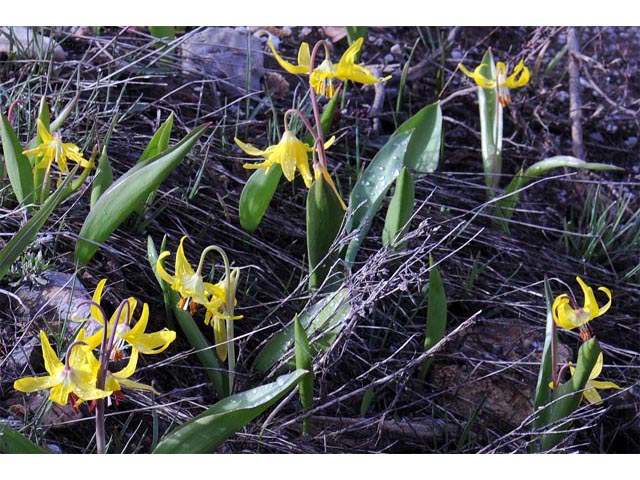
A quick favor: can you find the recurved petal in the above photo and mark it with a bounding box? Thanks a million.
[36,119,54,143]
[269,37,310,75]
[156,251,176,285]
[505,60,530,88]
[91,279,108,325]
[297,42,311,70]
[589,379,622,391]
[234,137,266,157]
[552,295,580,330]
[595,286,612,317]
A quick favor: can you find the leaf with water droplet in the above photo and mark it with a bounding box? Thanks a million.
[345,131,412,267]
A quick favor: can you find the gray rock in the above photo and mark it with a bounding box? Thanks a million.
[181,27,264,96]
[0,26,66,61]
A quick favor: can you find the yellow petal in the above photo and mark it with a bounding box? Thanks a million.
[91,278,108,325]
[40,331,64,376]
[269,37,310,75]
[14,374,59,393]
[36,119,54,144]
[589,379,622,391]
[582,385,603,405]
[504,60,530,89]
[213,317,227,361]
[234,137,266,157]
[596,286,612,317]
[156,251,176,285]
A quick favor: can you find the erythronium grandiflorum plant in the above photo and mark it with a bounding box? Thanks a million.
[157,237,241,390]
[551,352,621,405]
[552,276,612,332]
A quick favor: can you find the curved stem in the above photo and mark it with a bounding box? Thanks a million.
[197,245,236,394]
[284,108,318,146]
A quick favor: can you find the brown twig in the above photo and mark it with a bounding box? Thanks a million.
[567,27,585,160]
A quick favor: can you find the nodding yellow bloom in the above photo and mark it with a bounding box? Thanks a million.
[23,119,93,182]
[13,330,110,406]
[270,37,391,99]
[86,279,176,357]
[458,59,529,107]
[552,276,612,331]
[156,236,217,307]
[203,272,242,362]
[235,131,335,189]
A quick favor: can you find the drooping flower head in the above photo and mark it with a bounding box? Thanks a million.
[23,119,93,183]
[552,276,612,331]
[235,131,335,189]
[203,271,242,361]
[572,352,621,405]
[13,330,111,406]
[459,59,529,107]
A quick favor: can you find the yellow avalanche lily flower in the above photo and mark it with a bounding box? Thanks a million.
[156,236,213,306]
[270,37,390,98]
[459,59,529,107]
[235,131,335,189]
[14,330,111,406]
[572,353,621,405]
[23,119,93,182]
[552,276,612,331]
[87,279,176,357]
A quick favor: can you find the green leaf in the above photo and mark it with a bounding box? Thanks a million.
[138,113,174,163]
[306,175,345,291]
[90,146,113,208]
[420,255,447,379]
[239,164,282,232]
[382,166,415,249]
[345,130,412,267]
[253,288,351,372]
[0,424,50,454]
[153,370,307,453]
[532,277,558,431]
[294,315,314,434]
[1,113,34,205]
[148,236,227,398]
[0,165,77,282]
[477,49,502,191]
[496,156,622,220]
[75,124,207,264]
[402,102,442,173]
[346,26,368,44]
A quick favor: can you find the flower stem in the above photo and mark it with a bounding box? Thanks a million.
[308,41,330,169]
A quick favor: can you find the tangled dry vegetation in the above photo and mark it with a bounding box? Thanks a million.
[0,26,638,453]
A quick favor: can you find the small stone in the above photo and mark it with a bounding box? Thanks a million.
[181,27,264,96]
[0,27,66,61]
[300,27,313,38]
[384,53,395,64]
[390,43,403,55]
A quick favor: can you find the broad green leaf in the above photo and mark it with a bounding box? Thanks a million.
[420,255,447,379]
[306,175,345,291]
[382,166,415,249]
[532,277,558,432]
[90,146,113,208]
[0,166,77,282]
[345,130,412,267]
[239,164,282,233]
[75,124,207,264]
[253,288,351,372]
[496,156,623,221]
[0,424,49,454]
[477,49,502,191]
[402,102,442,173]
[294,315,314,434]
[1,113,34,205]
[153,370,307,453]
[138,113,174,163]
[148,236,227,398]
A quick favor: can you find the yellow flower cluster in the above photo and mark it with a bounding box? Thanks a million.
[14,280,175,407]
